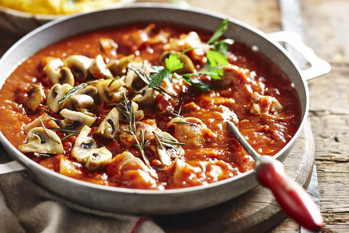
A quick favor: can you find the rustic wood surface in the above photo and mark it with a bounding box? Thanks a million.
[0,0,348,232]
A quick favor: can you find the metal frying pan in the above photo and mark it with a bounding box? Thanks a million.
[0,4,330,214]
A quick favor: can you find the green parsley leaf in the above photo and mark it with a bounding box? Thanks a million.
[213,38,234,54]
[207,19,229,44]
[207,50,229,67]
[165,53,183,73]
[149,67,172,88]
[180,76,211,92]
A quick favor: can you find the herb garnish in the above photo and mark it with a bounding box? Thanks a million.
[205,19,234,79]
[58,82,88,104]
[162,106,183,119]
[147,19,233,92]
[61,132,75,141]
[40,120,60,144]
[117,94,151,167]
[41,108,60,121]
[172,121,198,126]
[108,76,120,87]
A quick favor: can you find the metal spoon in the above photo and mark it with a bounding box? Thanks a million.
[227,121,323,232]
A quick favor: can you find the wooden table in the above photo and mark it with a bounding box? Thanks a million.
[0,0,348,232]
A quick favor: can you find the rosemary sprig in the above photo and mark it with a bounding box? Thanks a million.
[61,132,75,141]
[172,121,198,126]
[58,82,88,104]
[153,131,185,147]
[117,93,151,167]
[48,127,77,134]
[108,76,120,87]
[40,120,61,144]
[41,108,60,121]
[162,106,183,119]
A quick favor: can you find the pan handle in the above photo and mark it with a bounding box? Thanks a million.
[268,31,331,81]
[0,160,26,175]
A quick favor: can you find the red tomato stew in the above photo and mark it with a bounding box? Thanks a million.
[0,22,301,189]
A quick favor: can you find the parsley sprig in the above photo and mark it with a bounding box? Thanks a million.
[205,19,234,79]
[148,19,233,92]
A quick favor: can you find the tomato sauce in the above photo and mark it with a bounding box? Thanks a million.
[0,23,301,189]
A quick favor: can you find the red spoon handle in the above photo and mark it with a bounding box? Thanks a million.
[256,157,323,232]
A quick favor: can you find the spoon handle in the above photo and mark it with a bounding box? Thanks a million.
[256,156,324,232]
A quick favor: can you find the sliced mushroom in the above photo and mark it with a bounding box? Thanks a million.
[59,108,96,132]
[160,51,195,74]
[107,54,135,77]
[89,55,113,79]
[154,129,184,161]
[25,84,45,111]
[24,113,59,134]
[96,108,119,139]
[125,61,151,90]
[99,38,118,55]
[71,125,97,157]
[133,86,159,106]
[47,83,73,113]
[43,59,75,86]
[71,125,112,171]
[76,85,98,96]
[95,79,127,103]
[63,55,92,80]
[118,101,144,122]
[18,127,64,154]
[62,94,95,116]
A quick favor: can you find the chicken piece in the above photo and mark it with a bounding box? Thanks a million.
[163,31,208,62]
[167,117,216,147]
[121,24,156,53]
[119,121,156,148]
[172,159,202,187]
[250,92,283,115]
[107,151,161,189]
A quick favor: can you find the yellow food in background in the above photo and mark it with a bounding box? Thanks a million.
[0,0,120,15]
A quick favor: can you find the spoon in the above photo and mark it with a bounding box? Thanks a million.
[226,121,323,232]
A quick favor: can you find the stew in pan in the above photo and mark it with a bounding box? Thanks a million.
[0,21,301,190]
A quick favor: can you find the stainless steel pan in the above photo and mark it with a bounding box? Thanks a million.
[0,4,330,214]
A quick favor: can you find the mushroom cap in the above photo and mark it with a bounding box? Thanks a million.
[89,55,113,79]
[95,79,127,103]
[18,127,64,154]
[47,83,72,113]
[83,147,112,171]
[96,108,119,139]
[43,58,75,85]
[25,84,45,112]
[134,86,159,106]
[64,55,93,80]
[107,54,135,77]
[72,125,112,171]
[62,94,95,116]
[24,113,59,134]
[60,108,96,132]
[125,61,150,90]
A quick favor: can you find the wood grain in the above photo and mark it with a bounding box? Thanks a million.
[300,0,349,232]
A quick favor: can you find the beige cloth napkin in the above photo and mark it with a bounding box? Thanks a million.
[0,146,165,233]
